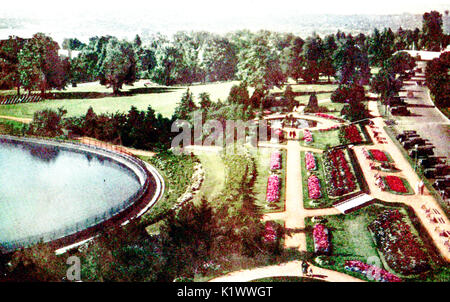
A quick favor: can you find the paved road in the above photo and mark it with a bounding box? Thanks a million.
[393,61,450,158]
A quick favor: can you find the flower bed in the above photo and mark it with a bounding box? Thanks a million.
[303,129,313,143]
[263,221,278,243]
[383,175,407,193]
[315,113,347,123]
[307,174,322,199]
[266,174,280,203]
[312,223,331,254]
[368,209,431,275]
[344,260,402,282]
[270,151,281,170]
[340,124,363,144]
[369,149,389,162]
[305,152,316,171]
[323,148,357,197]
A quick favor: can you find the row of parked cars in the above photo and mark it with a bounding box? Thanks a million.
[396,130,449,199]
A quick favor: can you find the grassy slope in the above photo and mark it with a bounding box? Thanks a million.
[192,152,226,206]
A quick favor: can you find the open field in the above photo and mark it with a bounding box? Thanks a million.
[0,80,241,119]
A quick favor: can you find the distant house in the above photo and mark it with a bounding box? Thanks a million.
[395,50,443,62]
[58,49,81,59]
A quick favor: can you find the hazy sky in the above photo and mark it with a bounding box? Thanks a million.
[1,0,449,19]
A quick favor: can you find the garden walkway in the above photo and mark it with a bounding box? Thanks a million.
[353,100,450,261]
[209,260,364,282]
[210,134,363,282]
[0,115,32,124]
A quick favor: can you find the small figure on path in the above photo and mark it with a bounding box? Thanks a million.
[301,261,309,277]
[308,267,313,277]
[419,180,425,195]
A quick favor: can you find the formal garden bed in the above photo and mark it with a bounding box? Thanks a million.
[367,149,393,163]
[338,123,372,145]
[381,175,414,195]
[305,201,449,281]
[254,148,287,213]
[301,148,363,209]
[368,208,432,276]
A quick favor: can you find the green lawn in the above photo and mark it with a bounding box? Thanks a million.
[192,151,226,206]
[299,129,341,150]
[305,203,391,281]
[0,80,241,119]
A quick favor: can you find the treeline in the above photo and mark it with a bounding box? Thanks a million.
[0,11,447,98]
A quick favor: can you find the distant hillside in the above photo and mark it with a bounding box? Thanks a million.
[0,13,448,44]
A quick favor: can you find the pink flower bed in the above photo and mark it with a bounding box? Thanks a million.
[303,129,313,143]
[344,260,402,282]
[270,151,281,170]
[263,221,278,243]
[307,174,321,199]
[305,152,316,170]
[266,174,280,203]
[312,223,330,254]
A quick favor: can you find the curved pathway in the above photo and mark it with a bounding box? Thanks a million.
[209,260,364,282]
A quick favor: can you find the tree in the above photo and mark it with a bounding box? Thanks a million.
[98,38,136,94]
[198,92,212,109]
[333,36,370,85]
[280,36,305,82]
[300,34,323,83]
[201,36,237,82]
[173,88,198,120]
[320,35,338,82]
[425,52,450,108]
[236,32,286,98]
[151,43,185,86]
[18,33,69,96]
[422,11,444,51]
[27,107,67,137]
[0,36,26,94]
[370,68,402,111]
[227,83,250,107]
[384,51,416,76]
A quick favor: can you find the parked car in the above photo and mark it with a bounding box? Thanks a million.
[403,138,427,149]
[409,146,434,157]
[435,164,449,176]
[433,176,450,190]
[424,168,436,178]
[391,106,409,115]
[418,156,444,168]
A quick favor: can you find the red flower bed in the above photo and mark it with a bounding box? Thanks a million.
[384,175,407,193]
[307,174,322,199]
[323,148,356,197]
[343,124,363,143]
[369,209,431,275]
[312,224,331,254]
[369,149,388,162]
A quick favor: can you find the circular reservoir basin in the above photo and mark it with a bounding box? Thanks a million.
[0,136,153,252]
